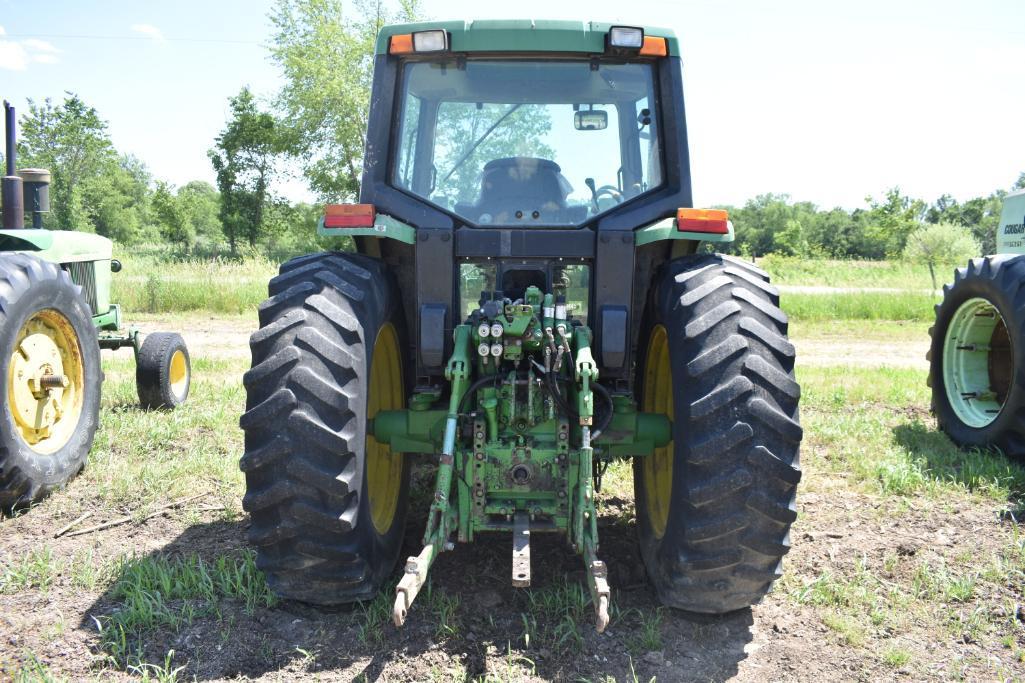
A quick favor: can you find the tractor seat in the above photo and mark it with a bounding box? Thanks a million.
[461,157,577,225]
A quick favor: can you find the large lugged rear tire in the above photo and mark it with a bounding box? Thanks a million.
[635,254,802,612]
[0,254,102,510]
[929,255,1025,456]
[240,252,410,603]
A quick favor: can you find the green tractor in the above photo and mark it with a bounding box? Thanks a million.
[240,21,802,631]
[1,100,192,510]
[930,189,1025,456]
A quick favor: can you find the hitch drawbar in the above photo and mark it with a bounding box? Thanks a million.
[379,288,668,633]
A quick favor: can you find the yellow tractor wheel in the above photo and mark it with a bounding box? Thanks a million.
[0,254,101,510]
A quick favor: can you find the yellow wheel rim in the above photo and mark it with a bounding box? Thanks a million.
[366,322,404,534]
[6,309,85,454]
[169,349,189,401]
[642,324,673,539]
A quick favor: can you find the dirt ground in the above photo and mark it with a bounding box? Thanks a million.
[1,318,1021,681]
[794,337,927,369]
[1,466,1017,681]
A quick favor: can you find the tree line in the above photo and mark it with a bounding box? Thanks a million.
[0,0,1021,263]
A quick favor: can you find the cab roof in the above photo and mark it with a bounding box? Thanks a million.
[374,20,681,57]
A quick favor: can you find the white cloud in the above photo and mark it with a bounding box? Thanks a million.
[0,31,61,70]
[22,38,59,53]
[131,23,165,42]
[0,41,29,71]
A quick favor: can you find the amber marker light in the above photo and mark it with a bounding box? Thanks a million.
[639,36,668,57]
[389,33,414,54]
[676,208,729,234]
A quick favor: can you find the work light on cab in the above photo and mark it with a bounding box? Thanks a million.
[608,26,668,57]
[609,26,644,48]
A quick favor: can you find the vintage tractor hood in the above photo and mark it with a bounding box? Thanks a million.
[0,229,113,263]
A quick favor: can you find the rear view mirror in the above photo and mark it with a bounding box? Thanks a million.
[574,109,608,131]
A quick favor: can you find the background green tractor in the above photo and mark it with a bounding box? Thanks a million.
[930,189,1025,455]
[1,100,192,510]
[240,21,802,631]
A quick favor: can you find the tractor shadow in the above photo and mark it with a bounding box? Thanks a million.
[893,420,1025,510]
[82,513,754,681]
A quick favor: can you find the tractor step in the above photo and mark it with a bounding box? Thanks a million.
[512,512,531,587]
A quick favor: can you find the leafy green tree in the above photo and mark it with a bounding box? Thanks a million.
[151,181,195,251]
[16,94,128,233]
[178,181,222,246]
[269,0,421,200]
[209,88,282,253]
[903,222,980,291]
[925,192,1003,254]
[80,154,151,244]
[1014,172,1025,191]
[863,188,926,258]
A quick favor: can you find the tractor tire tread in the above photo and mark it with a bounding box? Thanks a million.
[241,251,407,604]
[637,253,801,614]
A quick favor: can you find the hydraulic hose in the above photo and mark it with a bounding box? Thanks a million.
[458,374,502,415]
[589,381,614,441]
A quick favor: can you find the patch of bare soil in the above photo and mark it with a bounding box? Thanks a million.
[104,313,256,362]
[794,337,928,368]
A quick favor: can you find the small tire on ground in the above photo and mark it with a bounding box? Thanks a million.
[0,253,102,510]
[136,332,191,409]
[928,255,1025,457]
[240,251,410,604]
[635,254,802,613]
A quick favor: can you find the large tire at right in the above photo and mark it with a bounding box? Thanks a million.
[928,255,1025,456]
[240,252,410,603]
[635,254,802,612]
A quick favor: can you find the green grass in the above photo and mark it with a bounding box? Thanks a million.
[782,290,938,322]
[87,357,246,508]
[520,578,591,654]
[759,254,943,289]
[110,256,276,314]
[0,547,58,595]
[882,647,912,668]
[799,365,1025,501]
[98,551,276,668]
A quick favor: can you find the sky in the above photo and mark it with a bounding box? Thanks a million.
[1,0,1023,210]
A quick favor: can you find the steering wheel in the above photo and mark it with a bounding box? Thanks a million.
[592,185,623,211]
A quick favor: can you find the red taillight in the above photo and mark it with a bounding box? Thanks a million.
[324,204,376,228]
[677,208,729,234]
